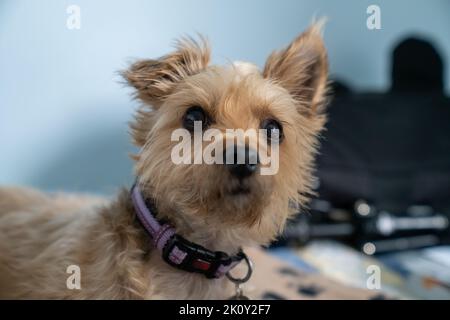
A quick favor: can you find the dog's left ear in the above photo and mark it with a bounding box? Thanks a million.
[123,36,210,108]
[263,21,328,117]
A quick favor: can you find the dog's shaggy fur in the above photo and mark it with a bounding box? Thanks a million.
[0,23,328,299]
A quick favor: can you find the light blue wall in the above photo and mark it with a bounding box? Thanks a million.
[1,0,449,193]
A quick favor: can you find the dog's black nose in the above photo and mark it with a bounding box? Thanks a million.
[223,145,259,178]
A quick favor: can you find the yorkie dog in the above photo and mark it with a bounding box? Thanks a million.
[0,22,328,299]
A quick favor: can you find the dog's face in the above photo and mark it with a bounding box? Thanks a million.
[124,23,328,246]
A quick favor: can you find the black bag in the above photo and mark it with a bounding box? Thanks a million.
[317,38,450,214]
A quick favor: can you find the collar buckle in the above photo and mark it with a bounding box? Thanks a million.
[162,234,237,279]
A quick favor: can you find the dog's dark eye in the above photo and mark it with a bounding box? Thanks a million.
[183,106,209,131]
[261,119,283,143]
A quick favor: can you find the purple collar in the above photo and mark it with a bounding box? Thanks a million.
[131,183,245,279]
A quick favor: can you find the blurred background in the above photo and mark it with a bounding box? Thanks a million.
[1,0,450,299]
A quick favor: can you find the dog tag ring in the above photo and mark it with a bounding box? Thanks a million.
[226,251,253,300]
[229,283,249,300]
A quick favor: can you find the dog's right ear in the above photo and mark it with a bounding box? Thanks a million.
[123,36,210,108]
[263,21,328,118]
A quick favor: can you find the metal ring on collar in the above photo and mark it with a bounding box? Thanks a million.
[226,251,253,284]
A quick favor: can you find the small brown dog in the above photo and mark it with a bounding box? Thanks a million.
[0,22,328,299]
